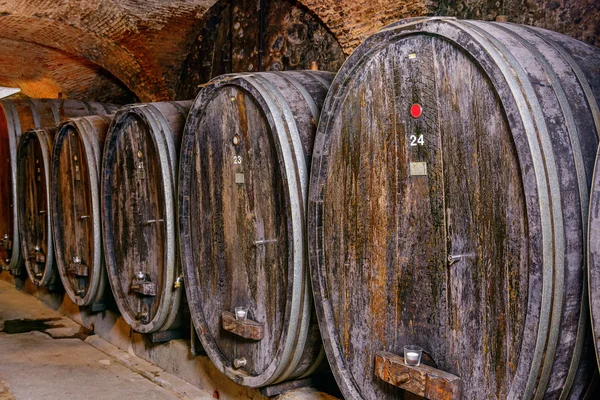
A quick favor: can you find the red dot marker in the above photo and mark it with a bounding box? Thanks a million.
[410,104,422,119]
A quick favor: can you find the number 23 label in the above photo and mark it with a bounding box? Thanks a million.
[233,155,242,164]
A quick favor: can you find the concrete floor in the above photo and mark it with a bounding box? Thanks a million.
[0,280,212,400]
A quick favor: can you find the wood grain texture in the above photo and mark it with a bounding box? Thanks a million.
[1,99,116,275]
[51,115,113,307]
[179,70,333,387]
[222,311,265,341]
[101,101,191,333]
[308,18,600,400]
[374,352,460,400]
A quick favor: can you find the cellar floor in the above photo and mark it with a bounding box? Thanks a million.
[0,280,212,400]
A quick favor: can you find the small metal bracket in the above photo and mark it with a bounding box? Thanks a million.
[254,238,278,246]
[222,311,264,341]
[136,162,146,179]
[447,253,475,266]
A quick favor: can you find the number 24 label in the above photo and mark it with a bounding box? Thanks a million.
[410,135,424,146]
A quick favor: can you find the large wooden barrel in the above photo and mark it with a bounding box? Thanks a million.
[586,116,600,378]
[1,99,116,275]
[101,101,191,333]
[50,115,114,306]
[308,18,600,400]
[178,70,333,387]
[17,128,58,287]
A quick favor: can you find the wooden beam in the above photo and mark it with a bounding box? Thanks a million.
[221,311,264,341]
[69,263,89,277]
[148,329,185,343]
[260,377,314,397]
[374,351,461,400]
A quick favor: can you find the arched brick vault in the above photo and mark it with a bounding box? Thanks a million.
[0,38,102,98]
[0,0,217,101]
[0,0,597,101]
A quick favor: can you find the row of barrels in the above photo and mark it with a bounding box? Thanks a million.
[2,17,600,399]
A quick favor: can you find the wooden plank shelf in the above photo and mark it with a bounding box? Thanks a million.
[374,351,461,400]
[221,311,264,341]
[148,329,185,343]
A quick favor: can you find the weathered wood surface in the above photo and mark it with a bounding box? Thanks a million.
[374,352,460,400]
[308,18,600,400]
[101,101,191,333]
[0,99,116,275]
[221,311,265,341]
[17,128,58,287]
[51,115,114,307]
[179,70,333,387]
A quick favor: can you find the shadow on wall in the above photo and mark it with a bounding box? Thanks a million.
[176,0,346,100]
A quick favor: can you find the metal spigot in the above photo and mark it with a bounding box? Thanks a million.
[138,311,149,321]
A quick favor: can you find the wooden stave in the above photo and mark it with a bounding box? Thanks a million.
[307,18,600,400]
[101,101,191,333]
[17,127,58,287]
[0,99,116,275]
[178,70,332,387]
[50,115,114,306]
[447,21,600,400]
[484,22,600,400]
[460,21,596,400]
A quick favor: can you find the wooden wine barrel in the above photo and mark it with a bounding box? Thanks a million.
[50,115,114,306]
[179,70,333,387]
[1,99,116,275]
[308,18,600,400]
[101,101,191,333]
[17,128,58,287]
